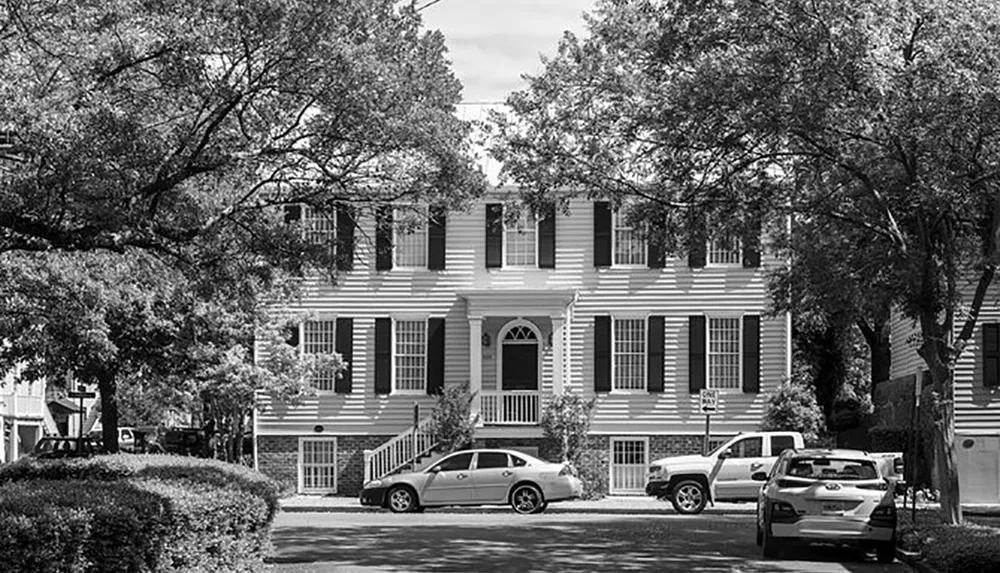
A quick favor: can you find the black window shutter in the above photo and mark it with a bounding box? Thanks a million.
[284,204,302,224]
[647,242,665,269]
[743,213,762,268]
[427,318,445,395]
[335,318,353,394]
[429,206,447,270]
[647,316,665,392]
[742,315,761,393]
[594,202,612,267]
[486,203,503,268]
[688,213,707,268]
[336,205,355,271]
[689,315,706,393]
[284,323,300,348]
[538,203,556,269]
[984,323,1000,387]
[376,206,394,271]
[595,316,612,393]
[375,318,392,395]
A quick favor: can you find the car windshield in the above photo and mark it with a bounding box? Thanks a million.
[787,457,878,480]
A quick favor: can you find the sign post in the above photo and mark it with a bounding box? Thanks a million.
[67,385,96,454]
[699,389,719,455]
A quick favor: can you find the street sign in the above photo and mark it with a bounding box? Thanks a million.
[699,389,719,414]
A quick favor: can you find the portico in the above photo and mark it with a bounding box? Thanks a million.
[458,289,577,427]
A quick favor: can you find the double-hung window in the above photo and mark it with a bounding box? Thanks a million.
[708,233,741,266]
[613,210,646,266]
[505,211,537,267]
[303,320,337,391]
[395,319,427,393]
[302,205,336,257]
[394,206,428,268]
[708,317,741,390]
[613,317,646,391]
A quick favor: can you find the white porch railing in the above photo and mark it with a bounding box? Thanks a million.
[363,416,437,484]
[480,391,543,425]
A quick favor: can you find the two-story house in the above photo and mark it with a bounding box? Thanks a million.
[1,366,47,462]
[887,296,1000,504]
[254,191,791,496]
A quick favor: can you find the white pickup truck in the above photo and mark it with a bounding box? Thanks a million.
[645,431,805,514]
[645,431,905,514]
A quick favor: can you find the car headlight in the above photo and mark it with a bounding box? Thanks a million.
[648,465,663,476]
[364,479,384,489]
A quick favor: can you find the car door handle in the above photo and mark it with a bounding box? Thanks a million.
[750,463,764,471]
[502,471,513,477]
[456,473,468,480]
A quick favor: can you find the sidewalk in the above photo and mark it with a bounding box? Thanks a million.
[279,493,1000,516]
[279,494,757,514]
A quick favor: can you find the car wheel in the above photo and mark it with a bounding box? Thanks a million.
[511,484,544,514]
[876,541,895,563]
[670,480,708,515]
[762,520,781,559]
[387,486,418,513]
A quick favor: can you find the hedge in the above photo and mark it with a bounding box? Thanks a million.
[0,455,279,573]
[900,521,1000,573]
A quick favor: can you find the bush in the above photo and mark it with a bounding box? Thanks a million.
[540,393,595,463]
[427,382,479,454]
[760,375,826,443]
[903,523,1000,573]
[0,455,279,573]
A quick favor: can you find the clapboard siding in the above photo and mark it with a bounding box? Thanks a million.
[257,195,790,436]
[890,291,1000,434]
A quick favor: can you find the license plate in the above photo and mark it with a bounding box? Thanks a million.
[822,502,846,514]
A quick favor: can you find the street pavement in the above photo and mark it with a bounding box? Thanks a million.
[267,496,914,573]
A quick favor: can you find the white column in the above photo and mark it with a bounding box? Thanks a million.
[551,316,565,395]
[469,317,483,423]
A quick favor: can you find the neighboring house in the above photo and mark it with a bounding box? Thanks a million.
[886,297,1000,504]
[0,366,47,462]
[254,191,792,496]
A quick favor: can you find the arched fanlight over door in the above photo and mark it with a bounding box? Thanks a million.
[499,320,541,391]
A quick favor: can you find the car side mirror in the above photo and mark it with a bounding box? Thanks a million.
[718,449,733,460]
[751,471,768,482]
[428,466,441,474]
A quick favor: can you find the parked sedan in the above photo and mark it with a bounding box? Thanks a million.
[360,449,583,514]
[754,448,899,563]
[29,436,106,459]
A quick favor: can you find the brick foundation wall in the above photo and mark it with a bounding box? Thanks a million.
[256,434,394,496]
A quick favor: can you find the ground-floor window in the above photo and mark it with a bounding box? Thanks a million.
[609,437,648,495]
[299,437,337,493]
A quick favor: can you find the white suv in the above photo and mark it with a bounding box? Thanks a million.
[754,448,898,563]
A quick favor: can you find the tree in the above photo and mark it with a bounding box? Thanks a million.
[0,0,484,449]
[540,393,595,463]
[760,366,827,444]
[426,383,478,454]
[492,0,1000,524]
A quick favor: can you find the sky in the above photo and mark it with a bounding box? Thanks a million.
[420,0,597,104]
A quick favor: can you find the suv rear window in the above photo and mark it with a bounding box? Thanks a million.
[787,457,878,480]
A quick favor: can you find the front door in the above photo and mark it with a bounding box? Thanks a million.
[502,344,538,390]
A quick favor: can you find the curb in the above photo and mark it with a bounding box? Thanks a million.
[896,548,941,573]
[278,503,757,515]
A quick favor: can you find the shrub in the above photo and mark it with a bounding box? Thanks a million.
[905,523,1000,573]
[760,375,826,443]
[540,393,595,463]
[0,455,279,573]
[427,382,479,453]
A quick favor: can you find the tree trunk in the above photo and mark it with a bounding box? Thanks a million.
[869,320,891,387]
[97,371,119,453]
[918,338,963,525]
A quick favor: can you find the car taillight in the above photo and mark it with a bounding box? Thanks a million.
[559,464,576,477]
[871,504,896,519]
[776,478,809,488]
[858,481,889,491]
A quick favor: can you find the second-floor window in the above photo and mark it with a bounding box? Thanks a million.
[303,320,337,391]
[395,320,427,392]
[505,211,537,266]
[708,233,741,266]
[613,317,646,391]
[303,205,336,256]
[395,207,428,268]
[614,210,646,266]
[708,317,741,390]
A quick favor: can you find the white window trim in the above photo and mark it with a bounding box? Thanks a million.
[608,436,649,495]
[392,317,429,395]
[612,209,647,268]
[300,317,338,393]
[706,234,743,267]
[495,319,543,392]
[705,314,744,393]
[502,210,540,269]
[301,204,337,257]
[611,316,647,394]
[393,205,429,270]
[297,436,337,494]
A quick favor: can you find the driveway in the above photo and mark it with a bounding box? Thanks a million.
[267,510,912,573]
